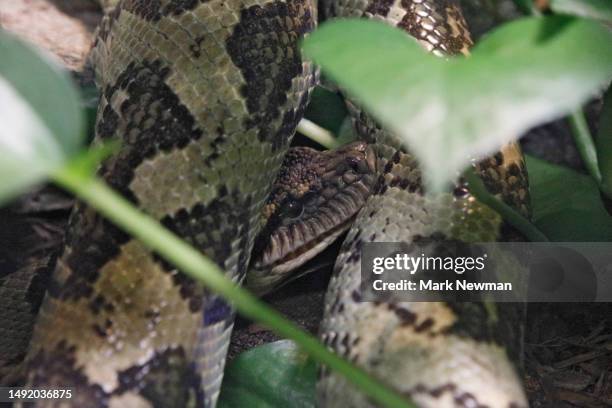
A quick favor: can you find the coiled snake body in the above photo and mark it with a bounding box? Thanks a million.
[22,0,317,406]
[5,0,530,406]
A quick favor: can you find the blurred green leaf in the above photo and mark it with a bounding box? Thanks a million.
[550,0,612,22]
[527,155,612,241]
[218,340,316,408]
[0,31,84,204]
[302,16,612,191]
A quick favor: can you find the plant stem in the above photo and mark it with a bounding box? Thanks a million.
[568,109,602,184]
[464,169,549,242]
[52,166,414,408]
[297,118,340,149]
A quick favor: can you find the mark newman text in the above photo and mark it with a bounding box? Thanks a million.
[372,279,512,291]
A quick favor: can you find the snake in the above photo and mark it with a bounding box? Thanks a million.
[0,0,531,407]
[310,1,531,407]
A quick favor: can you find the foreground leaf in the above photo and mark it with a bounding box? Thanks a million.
[302,17,612,191]
[0,31,84,204]
[218,340,316,408]
[526,155,612,241]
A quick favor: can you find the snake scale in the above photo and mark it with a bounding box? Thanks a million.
[0,0,531,406]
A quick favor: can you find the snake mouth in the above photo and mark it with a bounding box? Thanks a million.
[247,141,377,295]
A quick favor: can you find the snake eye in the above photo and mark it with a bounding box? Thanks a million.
[282,199,304,219]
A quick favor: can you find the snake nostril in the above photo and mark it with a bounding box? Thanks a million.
[346,156,363,173]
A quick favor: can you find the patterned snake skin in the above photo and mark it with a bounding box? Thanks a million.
[20,0,317,406]
[1,0,530,407]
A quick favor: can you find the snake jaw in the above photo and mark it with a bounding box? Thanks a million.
[247,142,377,295]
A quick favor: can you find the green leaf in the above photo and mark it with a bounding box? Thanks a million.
[550,0,612,23]
[0,31,84,204]
[302,16,612,191]
[218,340,316,408]
[526,155,612,241]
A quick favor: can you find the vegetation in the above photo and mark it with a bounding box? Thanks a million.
[0,0,611,406]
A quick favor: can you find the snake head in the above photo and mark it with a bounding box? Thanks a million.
[247,141,377,295]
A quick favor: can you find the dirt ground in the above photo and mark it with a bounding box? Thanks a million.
[1,1,611,406]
